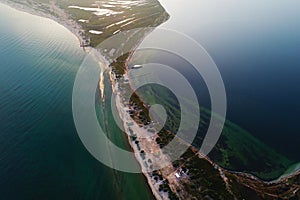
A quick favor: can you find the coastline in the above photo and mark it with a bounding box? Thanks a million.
[2,1,299,199]
[110,73,165,200]
[5,0,299,185]
[4,0,299,183]
[0,0,85,47]
[0,2,163,198]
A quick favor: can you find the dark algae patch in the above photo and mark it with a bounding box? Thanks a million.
[128,74,292,181]
[208,117,292,181]
[3,0,300,199]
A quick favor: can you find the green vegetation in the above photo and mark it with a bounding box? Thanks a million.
[179,150,233,199]
[8,0,299,198]
[9,0,169,47]
[130,74,293,180]
[158,181,178,200]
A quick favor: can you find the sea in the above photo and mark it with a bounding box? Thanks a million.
[158,0,300,161]
[1,0,300,197]
[0,3,153,199]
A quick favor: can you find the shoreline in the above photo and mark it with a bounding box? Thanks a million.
[1,1,85,48]
[2,1,299,198]
[0,2,162,198]
[0,2,158,199]
[110,73,165,200]
[4,0,299,184]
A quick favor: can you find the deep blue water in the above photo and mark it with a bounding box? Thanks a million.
[158,0,300,161]
[0,3,153,199]
[1,1,300,197]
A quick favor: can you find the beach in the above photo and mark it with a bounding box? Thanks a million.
[2,1,300,199]
[5,0,173,197]
[0,2,155,199]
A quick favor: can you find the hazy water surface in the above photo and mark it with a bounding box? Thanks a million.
[0,3,153,199]
[158,0,300,161]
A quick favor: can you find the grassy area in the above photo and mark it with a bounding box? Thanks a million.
[63,0,169,47]
[9,0,169,48]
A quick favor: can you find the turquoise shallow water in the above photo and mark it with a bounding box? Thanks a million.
[0,3,153,199]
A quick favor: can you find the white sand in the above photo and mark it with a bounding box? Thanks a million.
[89,30,103,35]
[78,19,89,23]
[68,5,123,16]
